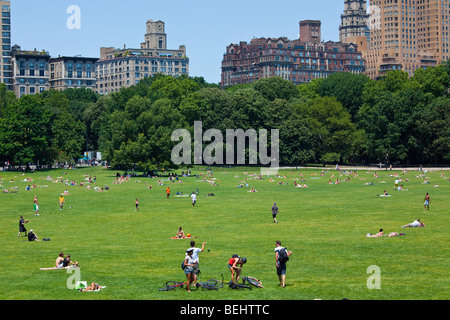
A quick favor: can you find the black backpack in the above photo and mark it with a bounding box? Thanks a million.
[278,248,289,263]
[181,260,186,270]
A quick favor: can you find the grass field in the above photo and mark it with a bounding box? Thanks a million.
[0,165,448,300]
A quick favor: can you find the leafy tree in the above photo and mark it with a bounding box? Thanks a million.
[52,111,87,162]
[253,77,299,101]
[414,97,450,163]
[316,72,370,119]
[294,96,357,164]
[410,65,450,97]
[298,78,323,99]
[0,95,52,166]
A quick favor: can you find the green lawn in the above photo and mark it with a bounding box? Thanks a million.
[0,165,448,300]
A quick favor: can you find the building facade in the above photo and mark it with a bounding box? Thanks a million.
[11,45,50,97]
[221,20,366,87]
[49,56,98,91]
[96,20,189,95]
[340,0,370,43]
[364,0,449,79]
[0,0,12,91]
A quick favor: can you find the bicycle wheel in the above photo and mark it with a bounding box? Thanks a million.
[203,279,223,288]
[200,284,219,290]
[158,285,177,291]
[245,277,264,288]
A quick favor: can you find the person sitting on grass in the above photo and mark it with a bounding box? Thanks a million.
[56,252,65,268]
[28,229,39,241]
[176,227,186,239]
[63,255,79,268]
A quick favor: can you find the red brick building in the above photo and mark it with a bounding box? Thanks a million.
[221,20,366,87]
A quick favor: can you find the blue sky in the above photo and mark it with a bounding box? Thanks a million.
[11,0,346,84]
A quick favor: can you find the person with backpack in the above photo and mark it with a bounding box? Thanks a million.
[275,241,292,288]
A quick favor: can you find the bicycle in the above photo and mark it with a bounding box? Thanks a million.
[158,275,223,292]
[242,276,264,288]
[193,271,224,290]
[195,279,222,290]
[158,281,186,291]
[198,273,252,290]
[222,273,252,290]
[229,281,252,290]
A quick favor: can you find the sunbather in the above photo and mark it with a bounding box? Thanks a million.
[402,219,425,228]
[79,282,105,292]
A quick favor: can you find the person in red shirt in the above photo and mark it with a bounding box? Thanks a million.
[228,255,247,284]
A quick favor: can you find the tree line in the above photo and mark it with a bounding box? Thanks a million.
[0,59,449,169]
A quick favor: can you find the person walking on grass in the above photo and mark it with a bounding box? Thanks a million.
[135,198,139,211]
[424,193,430,210]
[166,187,170,199]
[17,216,28,238]
[271,202,279,223]
[275,240,292,288]
[191,192,197,207]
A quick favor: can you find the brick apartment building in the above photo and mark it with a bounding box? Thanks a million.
[221,20,366,87]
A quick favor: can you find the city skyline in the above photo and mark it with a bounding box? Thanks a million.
[11,0,347,84]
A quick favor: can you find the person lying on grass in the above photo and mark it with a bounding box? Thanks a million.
[367,229,384,237]
[402,219,426,228]
[367,229,405,237]
[79,282,105,292]
[376,190,390,196]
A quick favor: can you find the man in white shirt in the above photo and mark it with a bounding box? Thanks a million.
[402,219,425,228]
[275,240,292,288]
[187,241,206,285]
[191,192,197,207]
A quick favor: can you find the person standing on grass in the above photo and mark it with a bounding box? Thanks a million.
[184,249,196,292]
[135,198,139,211]
[17,216,28,238]
[166,187,170,199]
[59,194,65,211]
[271,202,279,223]
[424,193,430,210]
[275,241,292,288]
[187,241,206,285]
[191,192,197,207]
[33,195,39,216]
